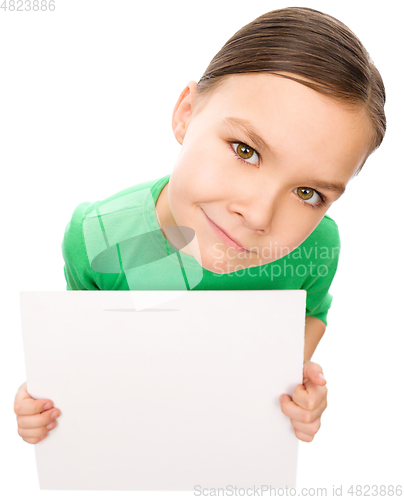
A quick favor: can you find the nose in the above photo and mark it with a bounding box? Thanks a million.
[231,176,284,233]
[237,198,277,234]
[245,188,281,234]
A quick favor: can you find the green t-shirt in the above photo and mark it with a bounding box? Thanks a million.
[62,173,341,326]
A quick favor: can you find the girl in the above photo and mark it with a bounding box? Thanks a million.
[14,6,386,445]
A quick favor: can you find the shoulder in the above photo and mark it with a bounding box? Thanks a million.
[293,213,341,273]
[62,201,92,261]
[322,213,340,233]
[306,213,341,251]
[62,174,169,276]
[63,175,168,239]
[88,174,170,210]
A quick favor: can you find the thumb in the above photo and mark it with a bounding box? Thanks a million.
[279,394,292,404]
[303,361,327,386]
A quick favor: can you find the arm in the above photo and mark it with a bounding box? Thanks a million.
[304,315,326,362]
[279,315,328,442]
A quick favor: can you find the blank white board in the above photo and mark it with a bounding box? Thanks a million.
[19,290,306,491]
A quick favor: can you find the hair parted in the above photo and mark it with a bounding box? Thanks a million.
[194,6,386,175]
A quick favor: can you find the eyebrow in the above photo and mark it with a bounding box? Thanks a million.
[221,116,346,196]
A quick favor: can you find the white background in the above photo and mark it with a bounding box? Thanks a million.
[1,0,402,498]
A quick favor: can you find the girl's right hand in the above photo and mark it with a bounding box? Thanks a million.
[14,381,61,444]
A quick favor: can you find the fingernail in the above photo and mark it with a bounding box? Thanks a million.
[51,411,58,419]
[317,373,325,379]
[279,395,286,403]
[44,403,52,410]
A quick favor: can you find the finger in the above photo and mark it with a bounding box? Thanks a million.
[18,420,57,440]
[280,392,326,423]
[22,434,49,445]
[294,428,316,443]
[17,407,60,429]
[303,361,327,385]
[290,417,321,437]
[280,394,305,422]
[292,382,328,411]
[14,382,54,416]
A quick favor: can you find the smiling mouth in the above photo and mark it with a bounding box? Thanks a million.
[202,209,253,253]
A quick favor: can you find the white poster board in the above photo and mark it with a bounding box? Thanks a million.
[19,290,306,491]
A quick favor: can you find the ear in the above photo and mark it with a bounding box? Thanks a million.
[172,80,199,145]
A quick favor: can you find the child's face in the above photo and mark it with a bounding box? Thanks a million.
[157,73,373,274]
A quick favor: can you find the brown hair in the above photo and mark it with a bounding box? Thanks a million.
[193,6,386,176]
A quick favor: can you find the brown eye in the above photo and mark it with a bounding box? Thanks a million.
[236,143,254,159]
[293,187,322,206]
[297,187,314,200]
[231,142,260,165]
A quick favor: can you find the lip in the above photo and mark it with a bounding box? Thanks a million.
[202,209,252,253]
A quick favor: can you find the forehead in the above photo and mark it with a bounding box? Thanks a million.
[199,73,372,180]
[205,73,362,125]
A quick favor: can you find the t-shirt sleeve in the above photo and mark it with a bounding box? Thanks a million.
[61,201,100,291]
[304,217,341,327]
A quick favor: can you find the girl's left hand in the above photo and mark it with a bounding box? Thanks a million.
[279,360,328,442]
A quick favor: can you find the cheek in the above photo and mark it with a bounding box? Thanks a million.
[174,136,238,198]
[174,165,227,205]
[272,214,319,254]
[288,218,322,249]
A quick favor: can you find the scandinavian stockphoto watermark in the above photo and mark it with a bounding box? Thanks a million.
[210,241,340,277]
[213,240,340,262]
